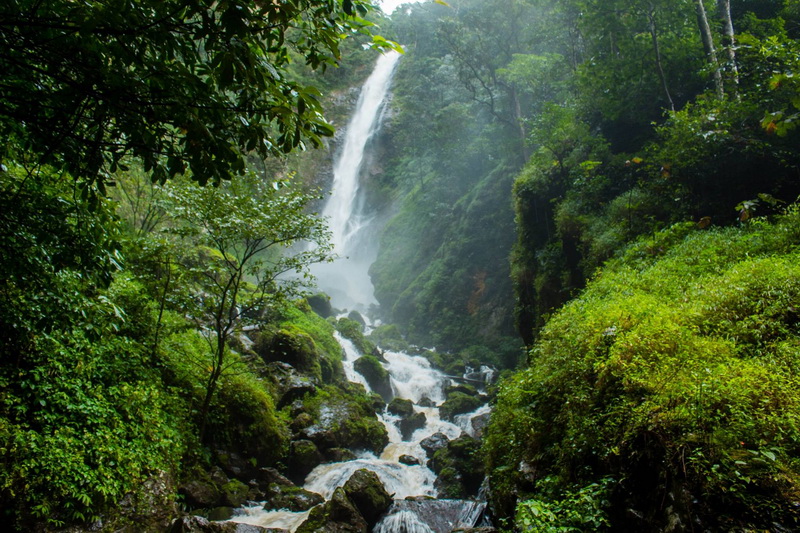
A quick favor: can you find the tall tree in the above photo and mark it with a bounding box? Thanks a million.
[694,0,725,97]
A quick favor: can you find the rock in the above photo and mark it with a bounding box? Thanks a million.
[265,486,324,512]
[169,515,280,532]
[368,392,386,412]
[221,479,250,507]
[179,480,221,509]
[353,355,392,402]
[291,412,315,434]
[445,383,479,397]
[254,329,321,377]
[347,310,366,327]
[263,362,318,410]
[439,392,482,421]
[342,469,394,528]
[420,432,450,460]
[417,396,435,408]
[431,436,484,499]
[296,487,368,533]
[471,412,491,438]
[207,507,234,521]
[399,411,427,440]
[399,455,421,466]
[288,440,324,484]
[216,450,258,480]
[307,293,333,318]
[387,397,414,417]
[326,447,358,462]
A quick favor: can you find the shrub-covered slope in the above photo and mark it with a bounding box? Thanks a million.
[486,210,800,531]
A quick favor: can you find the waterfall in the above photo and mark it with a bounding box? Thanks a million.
[225,51,492,533]
[311,50,401,313]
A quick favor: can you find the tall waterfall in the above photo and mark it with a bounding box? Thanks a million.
[225,51,492,533]
[311,50,401,313]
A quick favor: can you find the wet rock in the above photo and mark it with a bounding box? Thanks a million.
[262,362,318,410]
[265,486,324,512]
[431,435,484,499]
[288,440,324,484]
[399,455,421,466]
[417,396,435,408]
[347,310,366,327]
[291,412,315,434]
[353,355,392,402]
[387,398,414,417]
[368,392,386,412]
[326,447,358,462]
[445,383,479,397]
[207,507,235,521]
[254,328,321,376]
[399,411,427,441]
[342,469,393,528]
[420,432,450,460]
[439,392,482,421]
[179,479,221,509]
[221,479,249,508]
[307,293,334,318]
[296,486,368,533]
[471,412,491,438]
[169,515,280,532]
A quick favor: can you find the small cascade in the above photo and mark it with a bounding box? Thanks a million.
[374,500,488,533]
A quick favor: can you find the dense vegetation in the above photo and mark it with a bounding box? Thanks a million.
[0,0,396,530]
[2,0,800,531]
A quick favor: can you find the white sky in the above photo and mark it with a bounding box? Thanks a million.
[377,0,426,15]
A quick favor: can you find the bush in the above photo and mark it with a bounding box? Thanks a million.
[486,210,800,530]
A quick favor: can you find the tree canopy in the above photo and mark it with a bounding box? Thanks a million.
[0,0,391,189]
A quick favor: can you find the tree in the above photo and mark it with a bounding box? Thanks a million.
[163,174,331,440]
[0,0,395,191]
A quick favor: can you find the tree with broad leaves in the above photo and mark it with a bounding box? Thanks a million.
[0,0,396,193]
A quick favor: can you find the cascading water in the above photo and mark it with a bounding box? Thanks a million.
[226,51,492,532]
[310,50,401,313]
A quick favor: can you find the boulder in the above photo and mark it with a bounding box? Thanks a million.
[287,440,324,484]
[169,515,282,532]
[431,436,484,499]
[353,355,392,402]
[178,479,221,509]
[420,432,449,460]
[439,392,482,421]
[326,447,358,462]
[347,310,366,327]
[387,398,414,417]
[399,455,421,466]
[471,412,491,438]
[254,328,320,377]
[263,362,318,410]
[399,411,427,441]
[342,469,393,528]
[417,396,436,408]
[307,293,334,318]
[221,479,250,507]
[264,486,324,512]
[296,487,368,533]
[445,383,479,397]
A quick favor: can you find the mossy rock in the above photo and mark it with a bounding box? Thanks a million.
[337,318,377,356]
[307,293,334,318]
[430,436,484,499]
[220,479,249,508]
[254,327,322,378]
[445,383,478,397]
[399,411,427,441]
[342,469,393,528]
[367,324,410,352]
[296,486,368,533]
[347,310,366,327]
[439,391,482,421]
[287,440,324,484]
[264,485,324,512]
[353,355,392,402]
[387,397,414,417]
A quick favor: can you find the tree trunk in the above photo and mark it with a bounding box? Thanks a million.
[648,5,675,112]
[716,0,740,91]
[693,0,724,98]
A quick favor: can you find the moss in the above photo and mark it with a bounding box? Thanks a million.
[336,317,377,356]
[367,324,410,352]
[439,392,482,421]
[220,479,248,507]
[353,355,392,401]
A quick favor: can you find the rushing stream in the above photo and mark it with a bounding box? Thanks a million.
[227,51,492,532]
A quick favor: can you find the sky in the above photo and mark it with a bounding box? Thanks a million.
[377,0,426,15]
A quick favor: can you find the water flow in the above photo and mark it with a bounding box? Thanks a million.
[312,51,401,313]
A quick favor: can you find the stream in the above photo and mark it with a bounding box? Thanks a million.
[226,51,492,532]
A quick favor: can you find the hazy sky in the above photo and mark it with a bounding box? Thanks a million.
[378,0,426,14]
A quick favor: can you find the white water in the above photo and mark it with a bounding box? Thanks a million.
[311,51,401,313]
